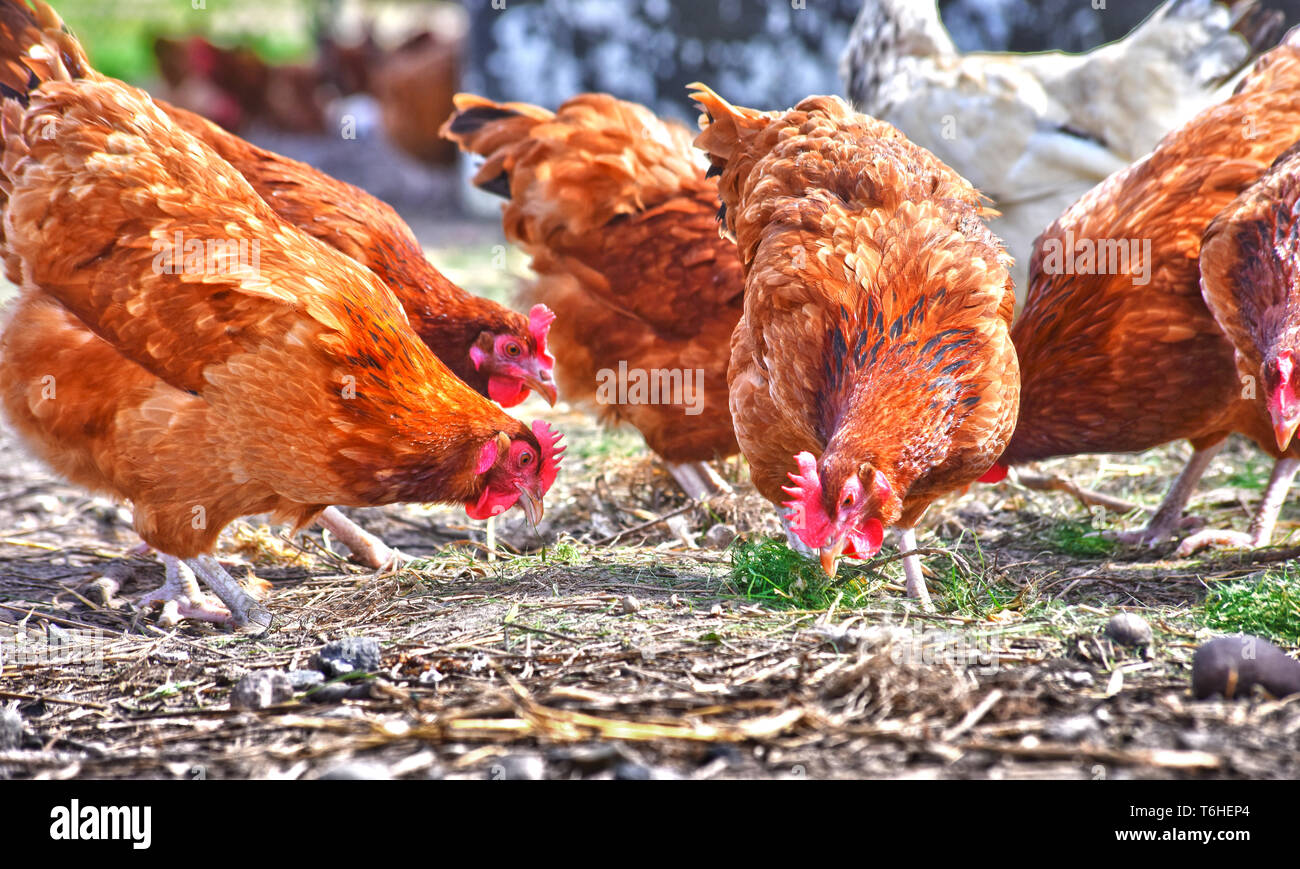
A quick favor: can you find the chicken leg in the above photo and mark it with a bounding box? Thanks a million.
[317,506,411,570]
[896,526,933,612]
[1112,443,1223,546]
[1175,457,1300,556]
[141,554,271,629]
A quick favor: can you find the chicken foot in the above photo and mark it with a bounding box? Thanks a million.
[1110,442,1223,546]
[896,527,933,612]
[141,554,271,630]
[1175,457,1300,556]
[317,506,411,570]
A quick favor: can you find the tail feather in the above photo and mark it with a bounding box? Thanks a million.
[440,93,553,199]
[0,0,91,98]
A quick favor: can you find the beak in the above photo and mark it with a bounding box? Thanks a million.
[515,482,544,526]
[1271,410,1298,453]
[521,372,558,406]
[819,537,846,578]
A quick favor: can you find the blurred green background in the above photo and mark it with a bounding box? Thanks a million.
[55,0,322,83]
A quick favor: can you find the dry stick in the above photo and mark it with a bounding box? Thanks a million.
[942,688,1004,742]
[0,689,110,711]
[1013,472,1140,513]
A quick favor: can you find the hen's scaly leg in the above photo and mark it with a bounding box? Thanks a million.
[185,554,272,630]
[1111,443,1223,546]
[140,556,233,626]
[896,526,933,612]
[1175,458,1300,556]
[317,506,410,570]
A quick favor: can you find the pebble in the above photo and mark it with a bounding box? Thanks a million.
[311,637,382,677]
[705,524,737,548]
[1191,635,1300,700]
[1105,612,1153,647]
[621,594,641,614]
[230,670,294,710]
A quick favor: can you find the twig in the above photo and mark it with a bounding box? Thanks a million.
[1013,472,1140,514]
[0,689,110,711]
[594,503,696,546]
[942,688,1003,741]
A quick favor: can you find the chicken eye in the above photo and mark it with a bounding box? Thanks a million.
[518,451,533,467]
[841,494,855,509]
[504,342,522,357]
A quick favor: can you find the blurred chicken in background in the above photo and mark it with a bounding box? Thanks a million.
[841,0,1284,299]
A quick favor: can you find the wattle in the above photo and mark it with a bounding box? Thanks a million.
[488,376,528,408]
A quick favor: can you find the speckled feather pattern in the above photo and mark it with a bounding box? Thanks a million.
[691,87,1018,528]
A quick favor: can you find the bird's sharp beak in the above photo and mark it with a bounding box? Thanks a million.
[819,538,846,578]
[515,482,544,526]
[521,372,558,406]
[1271,409,1299,453]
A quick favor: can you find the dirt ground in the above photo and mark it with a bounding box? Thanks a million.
[1,152,1298,781]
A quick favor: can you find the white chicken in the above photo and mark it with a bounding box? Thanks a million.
[841,0,1282,299]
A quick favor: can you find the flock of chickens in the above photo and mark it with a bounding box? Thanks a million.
[0,0,1298,628]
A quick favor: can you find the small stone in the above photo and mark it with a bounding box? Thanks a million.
[286,669,325,691]
[705,524,737,548]
[0,705,26,749]
[1105,612,1153,647]
[230,670,293,710]
[621,595,641,614]
[1063,670,1094,686]
[1192,635,1300,700]
[311,637,382,676]
[708,604,723,617]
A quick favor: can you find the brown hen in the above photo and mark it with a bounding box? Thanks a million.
[690,84,1018,608]
[995,35,1300,549]
[442,92,744,500]
[0,1,562,627]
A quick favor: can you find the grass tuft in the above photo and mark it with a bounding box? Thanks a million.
[1198,568,1300,645]
[727,537,881,610]
[1041,520,1116,557]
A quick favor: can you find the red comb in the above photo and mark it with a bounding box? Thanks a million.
[780,451,832,549]
[532,419,565,493]
[529,304,556,366]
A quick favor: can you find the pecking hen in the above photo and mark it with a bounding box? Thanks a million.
[690,84,1019,609]
[841,0,1283,300]
[0,0,557,567]
[442,92,744,501]
[992,33,1300,551]
[0,1,563,628]
[1183,142,1300,552]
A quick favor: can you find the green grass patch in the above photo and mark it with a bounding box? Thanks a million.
[727,537,882,610]
[1224,458,1269,492]
[1199,568,1300,645]
[1040,520,1116,557]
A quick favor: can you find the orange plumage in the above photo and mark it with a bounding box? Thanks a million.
[0,0,562,626]
[997,36,1300,546]
[9,3,553,408]
[442,92,743,496]
[689,84,1018,606]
